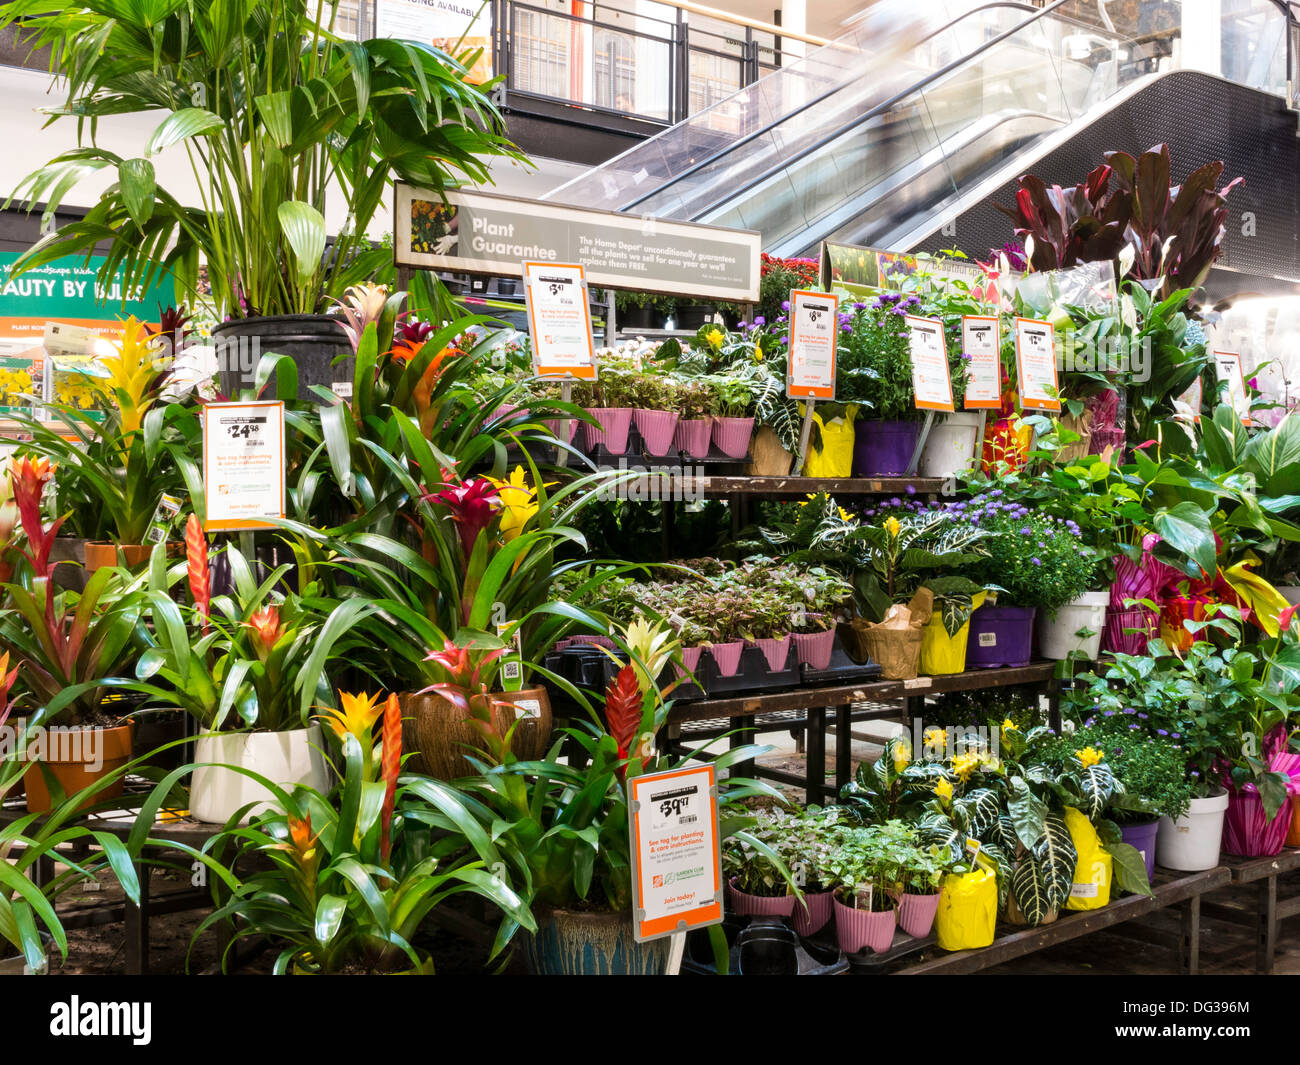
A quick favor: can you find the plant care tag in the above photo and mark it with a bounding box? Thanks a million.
[855,882,873,912]
[512,697,541,720]
[965,838,982,864]
[496,621,524,692]
[1070,881,1099,898]
[145,493,183,545]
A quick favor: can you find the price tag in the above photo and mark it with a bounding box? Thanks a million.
[629,765,723,942]
[1213,350,1250,426]
[786,289,838,399]
[961,315,1001,409]
[904,314,954,412]
[523,261,596,380]
[201,400,286,532]
[1014,317,1060,411]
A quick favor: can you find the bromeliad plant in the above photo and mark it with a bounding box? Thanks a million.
[2,0,524,317]
[187,691,534,973]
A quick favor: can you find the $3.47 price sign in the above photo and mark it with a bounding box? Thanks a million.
[628,765,723,942]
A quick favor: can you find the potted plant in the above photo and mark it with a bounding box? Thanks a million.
[578,363,637,456]
[463,620,781,974]
[183,690,535,973]
[672,378,717,459]
[5,0,522,396]
[708,375,756,459]
[956,494,1096,668]
[13,318,197,572]
[822,821,906,954]
[615,290,672,331]
[784,808,845,936]
[0,458,143,813]
[131,518,373,823]
[628,374,680,458]
[723,810,799,918]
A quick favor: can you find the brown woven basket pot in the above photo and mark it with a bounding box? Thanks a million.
[400,687,553,779]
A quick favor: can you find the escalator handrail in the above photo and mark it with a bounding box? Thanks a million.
[617,0,1078,213]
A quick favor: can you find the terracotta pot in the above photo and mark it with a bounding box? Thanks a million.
[24,722,134,814]
[401,686,553,779]
[84,541,180,572]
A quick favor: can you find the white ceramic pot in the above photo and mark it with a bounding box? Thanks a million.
[191,724,330,824]
[1156,789,1230,871]
[1036,590,1109,660]
[918,412,983,479]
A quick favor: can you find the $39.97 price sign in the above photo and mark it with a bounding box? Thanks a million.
[628,765,723,942]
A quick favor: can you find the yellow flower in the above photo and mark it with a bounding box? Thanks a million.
[935,777,953,804]
[952,751,981,781]
[318,690,383,743]
[892,740,911,774]
[1075,746,1104,768]
[704,326,724,350]
[837,507,851,522]
[884,516,901,537]
[1001,718,1019,735]
[923,726,946,750]
[98,316,165,437]
[486,466,540,542]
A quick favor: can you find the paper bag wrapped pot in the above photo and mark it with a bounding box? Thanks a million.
[856,589,931,680]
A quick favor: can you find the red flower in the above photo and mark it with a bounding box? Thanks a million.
[425,476,501,556]
[604,664,645,779]
[1134,439,1158,451]
[423,639,505,689]
[1281,604,1298,633]
[245,605,283,656]
[11,456,60,577]
[380,693,402,864]
[185,513,210,627]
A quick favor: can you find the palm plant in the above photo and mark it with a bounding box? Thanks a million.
[1,0,525,316]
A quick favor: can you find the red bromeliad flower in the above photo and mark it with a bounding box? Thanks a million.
[185,513,210,628]
[604,664,645,779]
[424,640,506,689]
[245,605,283,656]
[425,477,501,557]
[11,456,59,577]
[380,693,402,864]
[0,651,17,731]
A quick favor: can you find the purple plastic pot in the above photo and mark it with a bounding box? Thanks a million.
[712,416,755,459]
[1120,819,1160,881]
[1102,606,1158,656]
[1222,786,1295,858]
[793,629,836,670]
[833,898,896,954]
[852,419,923,477]
[791,890,834,936]
[673,418,713,459]
[583,407,633,454]
[707,641,744,677]
[727,879,795,917]
[748,635,792,673]
[897,892,941,938]
[965,605,1036,669]
[634,409,680,456]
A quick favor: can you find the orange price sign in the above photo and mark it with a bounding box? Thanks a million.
[786,289,838,399]
[523,261,596,380]
[1014,316,1060,412]
[905,314,954,412]
[962,315,1001,409]
[201,400,286,532]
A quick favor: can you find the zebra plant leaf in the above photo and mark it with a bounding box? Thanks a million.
[1079,763,1118,821]
[1010,857,1054,926]
[917,813,964,864]
[1008,778,1048,849]
[989,813,1020,853]
[979,841,1013,911]
[959,787,1001,838]
[1033,815,1078,908]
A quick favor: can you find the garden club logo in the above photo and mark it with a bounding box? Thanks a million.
[49,997,151,1045]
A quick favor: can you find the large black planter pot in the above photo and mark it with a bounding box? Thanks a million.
[676,304,716,330]
[522,907,672,975]
[619,304,661,331]
[212,314,353,403]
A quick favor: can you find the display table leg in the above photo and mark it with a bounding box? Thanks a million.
[805,707,826,804]
[125,861,153,975]
[835,704,851,793]
[1258,877,1278,974]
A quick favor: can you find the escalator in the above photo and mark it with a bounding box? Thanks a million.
[547,0,1300,292]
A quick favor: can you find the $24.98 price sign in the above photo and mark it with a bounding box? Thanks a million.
[201,400,287,532]
[628,765,723,942]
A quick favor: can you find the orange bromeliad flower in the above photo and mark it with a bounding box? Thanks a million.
[380,693,402,864]
[318,690,384,744]
[280,812,320,876]
[245,605,283,656]
[185,513,210,627]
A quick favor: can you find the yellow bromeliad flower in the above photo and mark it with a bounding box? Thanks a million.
[486,466,540,542]
[318,690,384,744]
[1001,718,1019,735]
[952,751,981,782]
[704,326,724,350]
[923,726,946,751]
[98,316,166,437]
[935,776,953,804]
[837,507,851,522]
[1075,746,1104,768]
[892,740,912,774]
[884,515,901,537]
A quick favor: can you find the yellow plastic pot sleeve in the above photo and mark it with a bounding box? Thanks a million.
[802,403,857,478]
[934,868,997,950]
[1063,806,1112,911]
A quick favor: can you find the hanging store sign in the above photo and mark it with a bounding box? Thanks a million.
[629,764,724,943]
[961,315,1001,409]
[1013,317,1060,412]
[819,241,992,303]
[395,186,761,303]
[375,0,493,82]
[905,314,954,412]
[1213,350,1251,426]
[786,289,837,399]
[523,261,597,379]
[202,401,287,532]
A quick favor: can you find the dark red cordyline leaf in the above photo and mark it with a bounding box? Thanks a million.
[603,664,642,759]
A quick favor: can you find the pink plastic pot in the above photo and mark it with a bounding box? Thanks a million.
[673,418,713,459]
[712,416,755,459]
[727,879,795,917]
[1102,606,1158,655]
[897,892,941,938]
[544,417,578,443]
[833,898,896,954]
[583,407,633,454]
[490,402,518,422]
[707,641,744,677]
[634,409,680,456]
[674,644,703,681]
[1222,786,1295,858]
[748,635,792,673]
[791,891,834,936]
[569,634,615,650]
[792,629,836,670]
